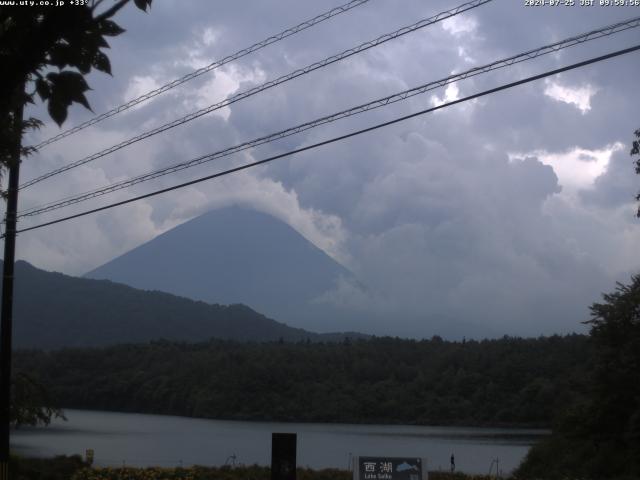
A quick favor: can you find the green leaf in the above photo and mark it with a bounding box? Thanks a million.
[23,117,44,130]
[48,45,69,69]
[75,48,92,75]
[134,0,152,11]
[45,70,93,124]
[99,19,125,37]
[95,34,110,49]
[92,51,111,75]
[47,98,68,126]
[48,70,90,94]
[35,78,51,100]
[74,91,92,111]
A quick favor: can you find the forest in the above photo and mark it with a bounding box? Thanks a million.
[14,334,591,428]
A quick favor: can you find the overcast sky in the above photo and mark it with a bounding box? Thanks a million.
[8,0,640,337]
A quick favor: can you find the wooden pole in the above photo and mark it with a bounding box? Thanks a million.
[0,83,24,480]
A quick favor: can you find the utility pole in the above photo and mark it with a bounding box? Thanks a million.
[0,83,24,480]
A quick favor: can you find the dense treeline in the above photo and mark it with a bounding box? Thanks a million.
[15,335,590,427]
[516,275,640,479]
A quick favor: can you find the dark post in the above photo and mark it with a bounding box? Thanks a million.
[0,85,24,480]
[271,433,297,480]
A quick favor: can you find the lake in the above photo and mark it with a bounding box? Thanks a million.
[11,409,547,475]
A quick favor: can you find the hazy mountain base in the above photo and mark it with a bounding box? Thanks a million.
[85,206,494,338]
[15,335,590,427]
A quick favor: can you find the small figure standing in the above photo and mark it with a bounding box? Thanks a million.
[450,453,455,473]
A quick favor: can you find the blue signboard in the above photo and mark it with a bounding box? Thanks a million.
[355,456,425,480]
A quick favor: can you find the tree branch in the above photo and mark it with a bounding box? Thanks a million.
[91,0,106,12]
[94,0,129,21]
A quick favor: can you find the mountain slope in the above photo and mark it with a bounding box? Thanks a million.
[86,207,357,332]
[5,260,332,349]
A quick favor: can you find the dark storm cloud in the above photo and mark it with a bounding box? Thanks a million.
[581,147,638,209]
[11,0,640,337]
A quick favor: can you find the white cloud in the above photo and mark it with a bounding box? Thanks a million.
[123,75,162,104]
[457,46,475,64]
[175,26,227,72]
[431,83,460,107]
[544,79,598,114]
[509,143,623,194]
[442,15,477,36]
[201,27,219,47]
[170,172,352,268]
[187,64,267,121]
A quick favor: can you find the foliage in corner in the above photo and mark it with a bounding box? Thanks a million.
[10,454,87,480]
[633,128,640,217]
[516,274,640,479]
[10,372,65,427]
[0,0,152,187]
[0,0,152,423]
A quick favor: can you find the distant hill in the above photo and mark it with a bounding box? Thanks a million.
[3,260,359,349]
[86,206,364,333]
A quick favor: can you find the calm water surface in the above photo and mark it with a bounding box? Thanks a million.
[12,409,547,475]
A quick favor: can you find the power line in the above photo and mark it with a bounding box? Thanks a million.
[17,16,640,218]
[11,44,640,237]
[20,0,493,190]
[32,0,372,150]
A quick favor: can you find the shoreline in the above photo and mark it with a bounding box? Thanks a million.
[43,407,556,431]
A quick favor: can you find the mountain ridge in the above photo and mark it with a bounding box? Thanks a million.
[2,259,365,349]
